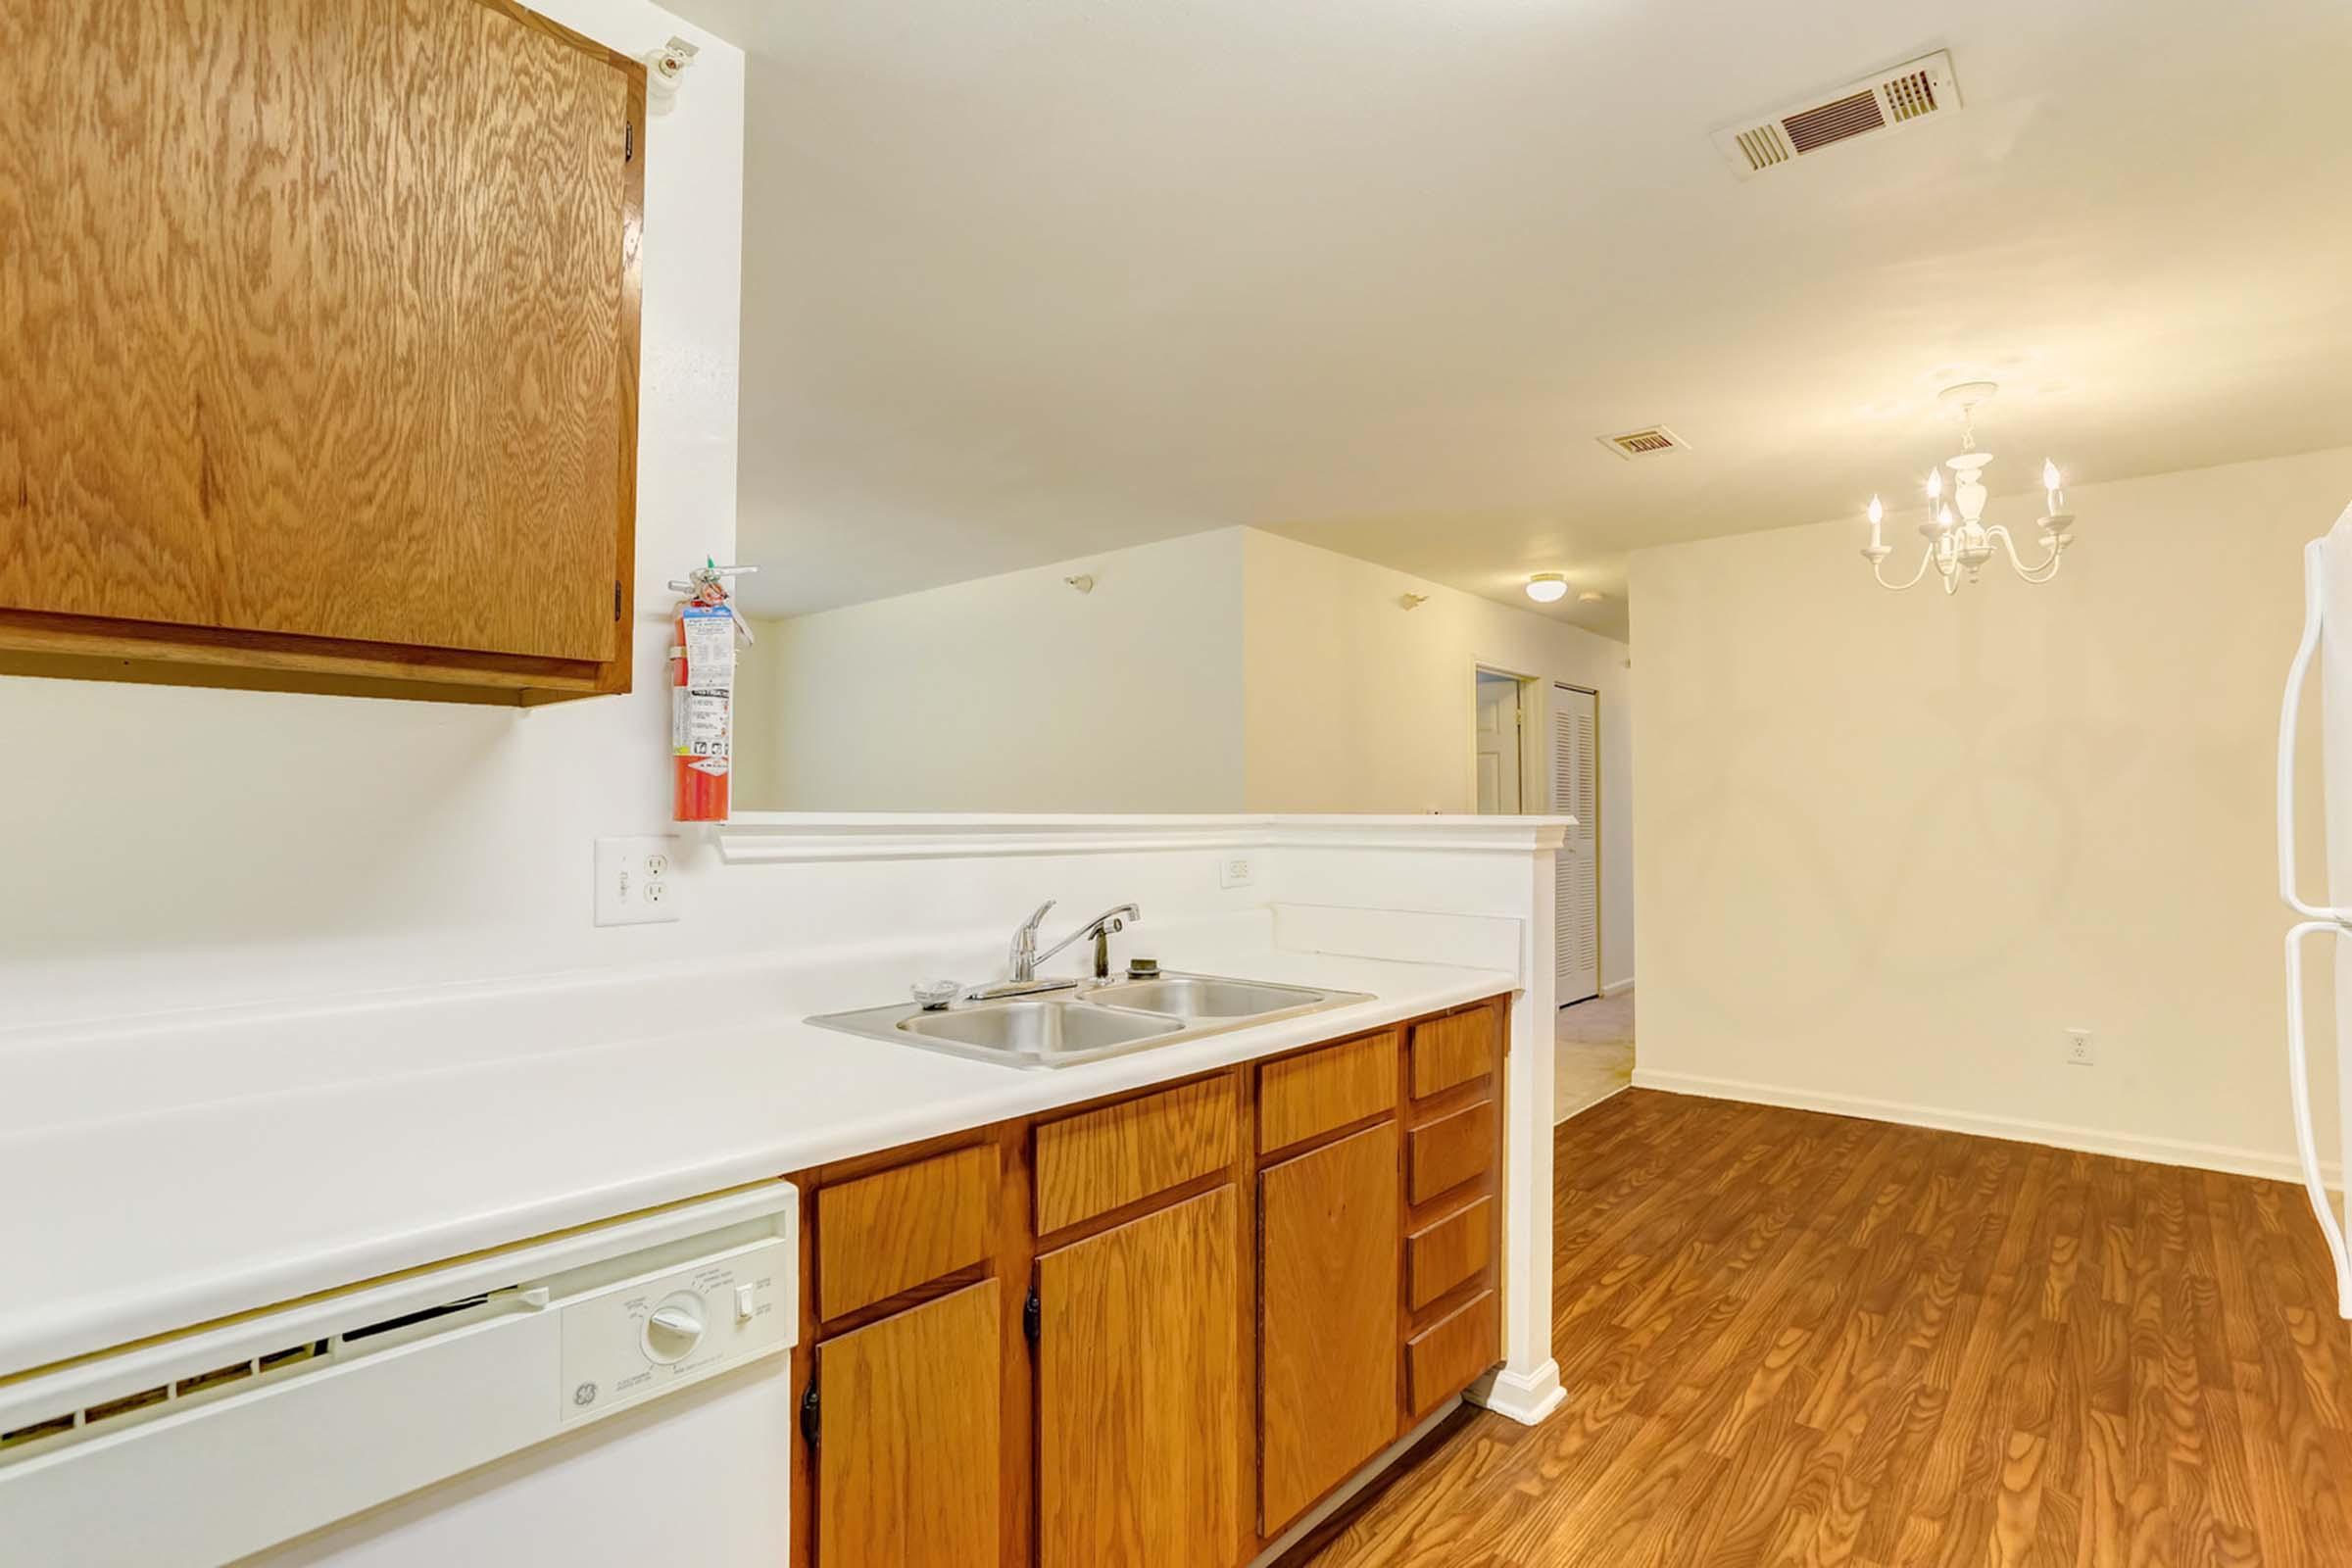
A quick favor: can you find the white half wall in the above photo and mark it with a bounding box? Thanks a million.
[1630,445,2352,1181]
[0,0,746,1032]
[733,525,1638,991]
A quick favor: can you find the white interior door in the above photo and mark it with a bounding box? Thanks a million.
[1475,672,1522,814]
[1553,685,1600,1006]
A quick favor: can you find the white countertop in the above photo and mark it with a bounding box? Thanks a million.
[0,950,1513,1378]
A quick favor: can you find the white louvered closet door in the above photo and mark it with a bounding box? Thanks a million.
[1553,686,1601,1006]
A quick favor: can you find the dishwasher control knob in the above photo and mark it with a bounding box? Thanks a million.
[643,1292,707,1364]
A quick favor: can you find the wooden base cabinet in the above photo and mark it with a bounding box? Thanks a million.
[811,1282,1002,1568]
[1258,1121,1400,1534]
[786,994,1510,1568]
[1036,1186,1244,1568]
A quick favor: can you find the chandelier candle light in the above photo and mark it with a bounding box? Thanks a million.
[1861,382,2078,595]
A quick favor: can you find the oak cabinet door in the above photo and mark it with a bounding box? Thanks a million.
[1259,1122,1401,1532]
[0,0,642,698]
[813,1282,1002,1568]
[1035,1186,1243,1568]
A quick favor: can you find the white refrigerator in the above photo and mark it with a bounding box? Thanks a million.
[2278,503,2352,1319]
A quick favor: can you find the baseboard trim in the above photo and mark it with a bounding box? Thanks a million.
[1469,1358,1566,1426]
[1629,1067,2344,1191]
[1599,976,1635,998]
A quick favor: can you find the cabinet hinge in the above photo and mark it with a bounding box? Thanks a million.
[799,1378,820,1447]
[624,119,635,163]
[613,580,623,621]
[1022,1288,1042,1346]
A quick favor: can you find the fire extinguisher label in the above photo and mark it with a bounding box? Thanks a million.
[675,605,735,764]
[680,606,735,689]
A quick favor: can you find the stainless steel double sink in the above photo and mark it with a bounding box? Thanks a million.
[808,973,1370,1069]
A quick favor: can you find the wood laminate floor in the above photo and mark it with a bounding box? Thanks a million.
[1302,1090,2352,1567]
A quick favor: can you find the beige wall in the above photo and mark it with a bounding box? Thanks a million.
[738,529,1249,812]
[1630,445,2352,1175]
[1242,530,1635,991]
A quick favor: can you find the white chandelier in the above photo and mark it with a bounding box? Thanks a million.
[1861,382,2078,595]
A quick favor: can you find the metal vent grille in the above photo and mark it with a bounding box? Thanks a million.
[1782,90,1886,153]
[1712,51,1959,178]
[1732,123,1792,172]
[1883,67,1938,122]
[1598,426,1689,460]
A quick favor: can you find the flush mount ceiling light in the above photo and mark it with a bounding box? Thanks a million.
[1860,382,2079,596]
[1525,573,1569,604]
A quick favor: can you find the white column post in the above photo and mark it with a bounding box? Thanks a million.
[1470,825,1566,1425]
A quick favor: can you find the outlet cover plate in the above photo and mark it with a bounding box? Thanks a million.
[1220,855,1256,890]
[2064,1028,2095,1067]
[596,835,681,926]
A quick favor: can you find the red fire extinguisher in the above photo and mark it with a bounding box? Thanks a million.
[668,561,756,823]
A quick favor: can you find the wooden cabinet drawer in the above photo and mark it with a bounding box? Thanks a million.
[1406,1099,1494,1206]
[1257,1031,1396,1154]
[818,1145,998,1320]
[1406,1196,1492,1311]
[1408,1006,1497,1101]
[1035,1076,1241,1235]
[1405,1288,1500,1415]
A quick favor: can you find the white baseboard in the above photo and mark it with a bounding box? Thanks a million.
[1630,1066,2345,1191]
[1470,1358,1566,1427]
[1599,975,1635,998]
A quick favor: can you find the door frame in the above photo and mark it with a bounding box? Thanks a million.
[1469,662,1545,815]
[1550,680,1603,1006]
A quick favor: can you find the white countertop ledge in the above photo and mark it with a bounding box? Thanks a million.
[0,950,1514,1378]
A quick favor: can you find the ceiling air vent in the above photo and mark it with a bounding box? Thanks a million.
[1597,426,1690,461]
[1712,50,1960,178]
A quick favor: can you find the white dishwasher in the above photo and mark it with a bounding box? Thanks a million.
[0,1184,797,1566]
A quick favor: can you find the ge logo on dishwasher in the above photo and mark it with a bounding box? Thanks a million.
[572,1382,597,1407]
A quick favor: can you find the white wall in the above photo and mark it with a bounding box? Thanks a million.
[0,0,746,1033]
[738,529,1248,811]
[1630,445,2352,1178]
[1242,531,1637,993]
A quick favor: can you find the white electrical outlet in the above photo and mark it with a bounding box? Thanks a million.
[1220,855,1255,890]
[595,835,681,926]
[2064,1028,2095,1067]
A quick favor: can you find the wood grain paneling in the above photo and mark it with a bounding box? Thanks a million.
[1038,1185,1243,1568]
[1405,1099,1494,1206]
[1260,1123,1401,1534]
[1298,1090,2352,1568]
[0,0,641,694]
[817,1145,997,1321]
[1258,1031,1396,1154]
[1405,1196,1492,1312]
[1407,1006,1496,1102]
[1034,1076,1240,1235]
[1402,1288,1499,1417]
[814,1281,1001,1568]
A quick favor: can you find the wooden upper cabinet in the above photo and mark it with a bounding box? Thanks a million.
[0,0,644,702]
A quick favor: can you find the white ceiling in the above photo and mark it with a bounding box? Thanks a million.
[680,0,2352,640]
